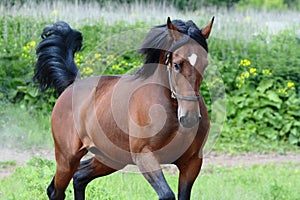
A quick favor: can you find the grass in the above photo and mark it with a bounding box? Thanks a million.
[0,157,299,199]
[0,104,53,150]
[0,1,299,35]
[0,161,16,169]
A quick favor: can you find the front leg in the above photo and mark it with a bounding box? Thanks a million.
[176,156,203,200]
[132,146,175,200]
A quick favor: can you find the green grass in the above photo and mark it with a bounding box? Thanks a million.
[0,104,53,149]
[0,157,299,199]
[0,161,16,169]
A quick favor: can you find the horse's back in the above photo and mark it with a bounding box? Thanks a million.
[51,75,122,142]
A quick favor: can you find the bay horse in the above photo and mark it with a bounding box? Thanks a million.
[34,17,214,200]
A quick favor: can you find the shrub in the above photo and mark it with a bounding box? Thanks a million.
[0,13,299,152]
[237,0,288,10]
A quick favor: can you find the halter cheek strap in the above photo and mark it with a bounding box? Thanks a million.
[165,35,201,102]
[165,52,200,102]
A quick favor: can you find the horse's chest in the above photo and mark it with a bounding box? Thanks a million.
[139,127,199,164]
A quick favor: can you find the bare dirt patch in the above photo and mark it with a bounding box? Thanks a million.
[1,148,299,178]
[0,148,54,178]
[202,151,300,167]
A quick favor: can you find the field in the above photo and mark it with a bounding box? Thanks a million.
[0,1,300,200]
[0,157,300,200]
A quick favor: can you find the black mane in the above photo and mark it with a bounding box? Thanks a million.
[135,19,208,79]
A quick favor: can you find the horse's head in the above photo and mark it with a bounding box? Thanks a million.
[166,17,214,128]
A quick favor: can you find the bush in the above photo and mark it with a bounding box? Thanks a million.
[209,31,300,151]
[0,13,299,152]
[237,0,288,10]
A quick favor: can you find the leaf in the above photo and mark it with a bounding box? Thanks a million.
[266,90,282,104]
[265,111,283,129]
[287,110,300,117]
[253,107,272,121]
[257,79,273,93]
[260,98,281,109]
[280,122,293,136]
[293,121,300,127]
[288,134,299,145]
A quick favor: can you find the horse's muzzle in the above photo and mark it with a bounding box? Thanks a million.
[179,113,201,128]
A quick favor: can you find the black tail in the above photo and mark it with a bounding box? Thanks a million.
[33,21,82,95]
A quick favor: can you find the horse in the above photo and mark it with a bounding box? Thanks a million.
[33,16,214,200]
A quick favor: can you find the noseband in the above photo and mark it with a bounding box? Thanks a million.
[165,35,201,102]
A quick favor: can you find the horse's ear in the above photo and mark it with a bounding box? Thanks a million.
[167,17,181,42]
[201,16,215,39]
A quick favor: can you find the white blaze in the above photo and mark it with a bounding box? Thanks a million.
[188,53,197,67]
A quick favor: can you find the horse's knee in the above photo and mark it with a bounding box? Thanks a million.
[47,176,66,200]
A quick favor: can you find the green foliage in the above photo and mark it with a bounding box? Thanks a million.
[0,158,299,199]
[204,0,241,8]
[0,10,299,153]
[0,160,17,168]
[218,86,300,152]
[285,0,300,9]
[209,30,300,152]
[237,0,289,10]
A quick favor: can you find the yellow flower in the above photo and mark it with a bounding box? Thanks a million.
[23,46,29,51]
[249,68,257,74]
[112,64,121,70]
[75,53,83,65]
[262,69,272,76]
[287,81,295,89]
[29,41,36,47]
[82,67,93,75]
[277,88,287,95]
[242,71,250,78]
[107,55,115,60]
[94,53,101,59]
[239,59,251,67]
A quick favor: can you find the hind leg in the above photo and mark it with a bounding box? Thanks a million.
[48,147,87,200]
[47,130,88,200]
[73,157,119,200]
[47,148,87,200]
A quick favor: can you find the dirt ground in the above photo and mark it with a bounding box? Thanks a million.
[1,148,300,178]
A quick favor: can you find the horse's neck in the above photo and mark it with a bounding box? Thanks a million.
[148,64,176,105]
[150,64,170,88]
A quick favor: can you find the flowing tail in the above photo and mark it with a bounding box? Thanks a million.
[33,21,83,95]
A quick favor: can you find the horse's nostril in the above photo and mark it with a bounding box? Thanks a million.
[179,115,199,128]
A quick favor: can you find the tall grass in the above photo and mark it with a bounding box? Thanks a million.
[0,1,178,25]
[0,1,299,38]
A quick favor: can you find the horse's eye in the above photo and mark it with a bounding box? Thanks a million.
[173,63,181,72]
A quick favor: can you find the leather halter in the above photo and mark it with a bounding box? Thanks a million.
[165,35,201,102]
